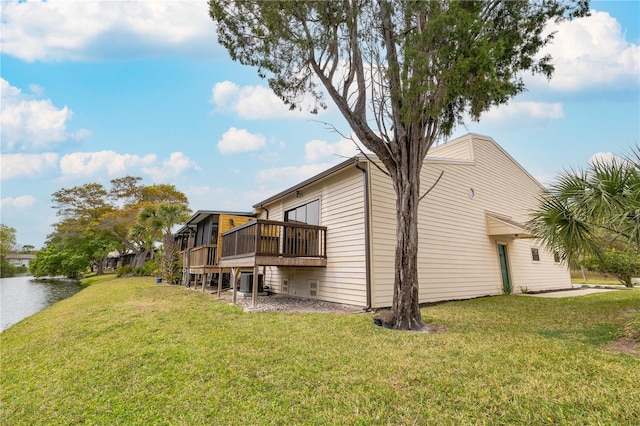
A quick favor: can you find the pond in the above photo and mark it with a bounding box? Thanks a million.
[0,276,83,331]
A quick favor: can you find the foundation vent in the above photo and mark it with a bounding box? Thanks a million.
[309,280,319,298]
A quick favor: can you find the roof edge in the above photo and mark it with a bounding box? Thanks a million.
[184,210,255,225]
[253,157,358,208]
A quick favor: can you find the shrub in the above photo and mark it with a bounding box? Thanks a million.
[582,248,640,288]
[142,259,160,277]
[116,265,132,277]
[624,309,640,341]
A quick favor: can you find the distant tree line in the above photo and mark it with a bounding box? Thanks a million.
[1,224,25,277]
[29,176,190,280]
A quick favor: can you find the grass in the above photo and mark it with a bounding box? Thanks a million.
[2,276,639,425]
[570,269,626,286]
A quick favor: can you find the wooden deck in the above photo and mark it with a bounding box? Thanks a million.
[219,219,327,268]
[185,244,219,274]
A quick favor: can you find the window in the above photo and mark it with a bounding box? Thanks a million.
[283,199,320,256]
[553,251,561,263]
[531,248,540,262]
[285,199,319,225]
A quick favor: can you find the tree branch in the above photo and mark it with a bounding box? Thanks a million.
[419,171,444,202]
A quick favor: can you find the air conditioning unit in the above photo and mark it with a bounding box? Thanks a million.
[239,272,264,294]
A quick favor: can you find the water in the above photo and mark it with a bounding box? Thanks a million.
[0,276,83,331]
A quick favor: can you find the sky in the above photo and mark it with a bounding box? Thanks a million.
[1,0,639,249]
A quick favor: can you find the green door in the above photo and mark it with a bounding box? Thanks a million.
[497,244,511,294]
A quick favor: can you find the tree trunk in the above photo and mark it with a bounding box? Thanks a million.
[163,233,177,284]
[132,248,149,269]
[97,257,105,275]
[390,165,424,330]
[620,275,633,288]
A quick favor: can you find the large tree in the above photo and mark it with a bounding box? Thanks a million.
[210,0,589,329]
[43,177,190,276]
[529,148,640,287]
[0,224,17,256]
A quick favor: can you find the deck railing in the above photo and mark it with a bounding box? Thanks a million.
[221,219,327,259]
[188,244,218,267]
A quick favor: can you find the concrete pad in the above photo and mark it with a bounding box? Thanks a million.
[525,288,618,298]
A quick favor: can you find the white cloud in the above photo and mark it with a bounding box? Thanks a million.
[211,81,321,119]
[28,84,44,96]
[254,134,367,195]
[0,153,59,180]
[481,101,563,122]
[532,171,558,188]
[533,10,639,91]
[1,79,90,151]
[186,185,257,212]
[589,151,621,165]
[143,152,201,181]
[0,195,37,209]
[0,0,218,62]
[59,151,157,177]
[258,152,281,163]
[58,150,200,181]
[217,127,266,154]
[257,164,334,189]
[304,137,361,162]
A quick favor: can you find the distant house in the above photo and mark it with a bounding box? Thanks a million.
[104,249,153,270]
[186,134,570,308]
[5,253,36,268]
[175,210,255,288]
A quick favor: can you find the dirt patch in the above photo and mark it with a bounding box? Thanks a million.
[420,322,447,334]
[606,337,639,357]
[207,290,448,332]
[215,291,364,314]
[372,318,448,333]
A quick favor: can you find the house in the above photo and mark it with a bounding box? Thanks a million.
[5,253,36,268]
[175,210,255,290]
[104,249,154,270]
[204,134,570,308]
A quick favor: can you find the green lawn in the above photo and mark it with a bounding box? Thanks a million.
[570,269,627,286]
[2,275,639,425]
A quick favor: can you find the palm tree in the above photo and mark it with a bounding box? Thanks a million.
[529,146,640,286]
[135,203,190,283]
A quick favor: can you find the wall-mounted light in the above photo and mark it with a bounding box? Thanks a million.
[229,218,235,227]
[296,190,302,198]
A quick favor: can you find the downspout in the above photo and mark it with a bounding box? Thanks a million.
[183,230,193,286]
[354,157,372,310]
[258,205,269,291]
[259,205,269,220]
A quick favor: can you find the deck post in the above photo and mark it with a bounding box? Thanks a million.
[231,267,238,304]
[216,268,222,299]
[182,247,190,286]
[252,264,259,308]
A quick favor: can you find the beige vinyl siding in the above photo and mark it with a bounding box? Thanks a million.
[369,134,570,308]
[429,135,474,160]
[508,242,571,291]
[262,166,367,306]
